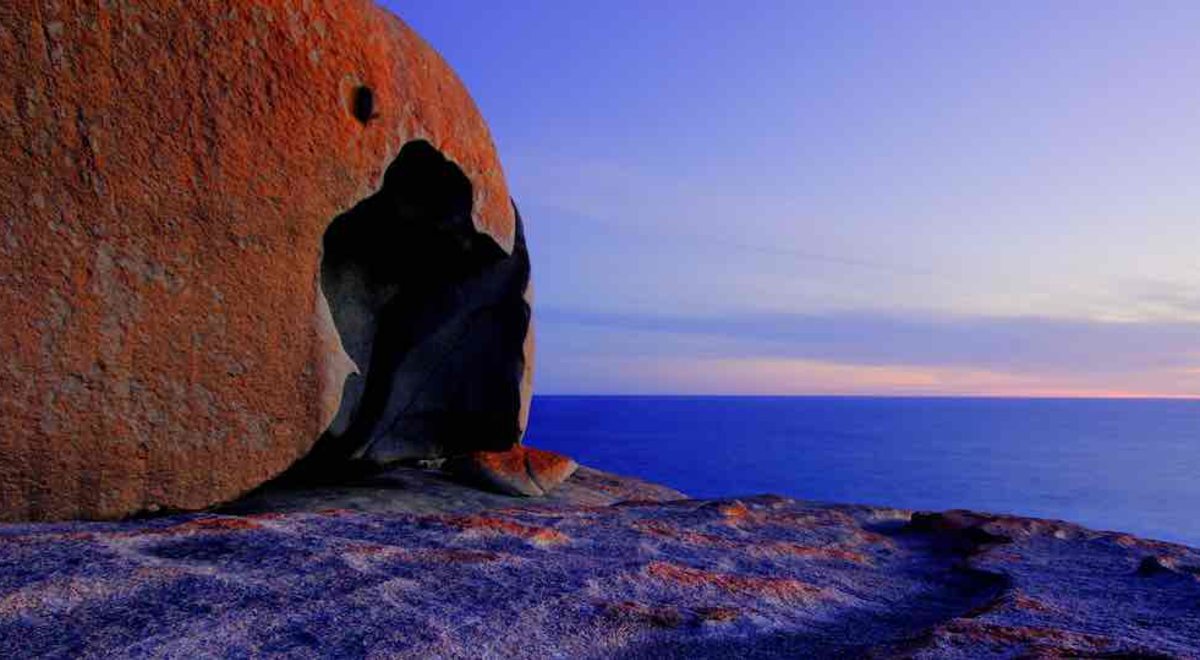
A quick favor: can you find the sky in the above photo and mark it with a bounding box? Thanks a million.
[394,1,1200,397]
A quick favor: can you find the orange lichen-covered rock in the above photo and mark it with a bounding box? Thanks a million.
[525,445,580,493]
[444,447,579,498]
[0,0,534,521]
[439,514,569,546]
[644,561,829,603]
[124,516,264,538]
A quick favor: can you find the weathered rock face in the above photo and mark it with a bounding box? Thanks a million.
[0,1,534,521]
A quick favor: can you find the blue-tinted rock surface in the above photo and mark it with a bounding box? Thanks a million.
[0,467,1197,659]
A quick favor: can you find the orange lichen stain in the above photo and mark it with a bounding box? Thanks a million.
[486,508,540,517]
[246,512,290,521]
[695,606,740,623]
[1113,533,1185,553]
[695,500,766,528]
[472,448,528,480]
[315,509,355,517]
[962,590,1057,620]
[344,542,392,556]
[741,509,863,535]
[130,516,262,537]
[771,509,858,528]
[524,447,574,482]
[633,521,739,549]
[754,542,871,565]
[1010,594,1055,614]
[440,515,568,546]
[645,561,826,602]
[713,501,751,519]
[848,529,898,549]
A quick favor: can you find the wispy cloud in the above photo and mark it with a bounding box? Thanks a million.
[539,355,1199,398]
[558,214,946,278]
[1114,279,1200,321]
[535,307,1200,395]
[512,156,945,279]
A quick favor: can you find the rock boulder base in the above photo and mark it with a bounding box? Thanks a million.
[445,447,580,497]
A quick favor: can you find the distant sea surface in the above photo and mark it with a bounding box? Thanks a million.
[527,396,1200,547]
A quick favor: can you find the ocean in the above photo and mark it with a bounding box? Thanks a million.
[526,396,1200,547]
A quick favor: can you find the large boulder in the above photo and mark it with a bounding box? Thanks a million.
[0,1,534,521]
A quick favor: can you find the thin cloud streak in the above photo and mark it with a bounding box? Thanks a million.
[539,355,1200,399]
[556,213,947,278]
[537,307,1200,378]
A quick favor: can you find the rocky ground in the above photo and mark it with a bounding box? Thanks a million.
[1,466,1198,659]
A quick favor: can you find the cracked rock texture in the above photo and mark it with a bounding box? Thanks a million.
[0,0,534,521]
[0,467,1196,659]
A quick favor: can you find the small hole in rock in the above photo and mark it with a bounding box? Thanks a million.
[353,86,375,124]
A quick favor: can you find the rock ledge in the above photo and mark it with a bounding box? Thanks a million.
[1,468,1197,659]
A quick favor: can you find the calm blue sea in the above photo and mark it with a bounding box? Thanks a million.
[526,396,1200,547]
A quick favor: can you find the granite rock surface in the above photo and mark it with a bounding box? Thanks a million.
[0,0,534,521]
[1,467,1196,659]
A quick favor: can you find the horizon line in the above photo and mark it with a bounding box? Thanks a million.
[532,392,1200,401]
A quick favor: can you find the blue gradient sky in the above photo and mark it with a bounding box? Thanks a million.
[395,1,1200,397]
